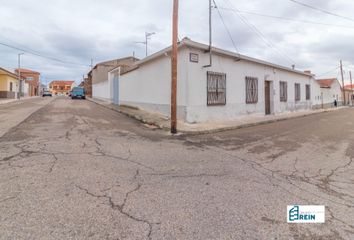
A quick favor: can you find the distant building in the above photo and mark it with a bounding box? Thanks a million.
[87,57,138,100]
[344,84,354,105]
[49,81,76,95]
[0,67,20,99]
[15,68,40,97]
[313,78,343,108]
[84,76,92,98]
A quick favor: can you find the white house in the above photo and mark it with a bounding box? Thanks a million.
[111,38,317,123]
[312,78,343,109]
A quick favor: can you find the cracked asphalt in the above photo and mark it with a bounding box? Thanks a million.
[0,97,354,240]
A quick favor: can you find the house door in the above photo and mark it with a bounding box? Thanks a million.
[113,73,119,105]
[265,81,271,115]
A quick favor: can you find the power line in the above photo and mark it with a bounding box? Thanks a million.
[221,0,295,65]
[212,0,240,54]
[288,0,354,22]
[0,41,90,68]
[219,8,354,29]
[316,66,340,78]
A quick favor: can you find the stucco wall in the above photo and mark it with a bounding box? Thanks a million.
[0,75,19,98]
[119,51,188,119]
[119,45,321,123]
[312,80,343,109]
[92,58,137,84]
[184,48,313,123]
[92,81,111,102]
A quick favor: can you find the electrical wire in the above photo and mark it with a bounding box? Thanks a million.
[316,66,340,78]
[0,41,90,68]
[221,0,295,65]
[218,7,354,29]
[212,0,240,54]
[288,0,354,22]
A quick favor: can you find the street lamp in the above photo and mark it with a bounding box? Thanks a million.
[18,53,24,99]
[135,32,156,57]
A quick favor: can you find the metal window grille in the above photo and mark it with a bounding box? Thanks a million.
[280,81,287,102]
[295,83,301,101]
[245,77,258,104]
[306,84,311,100]
[207,71,226,106]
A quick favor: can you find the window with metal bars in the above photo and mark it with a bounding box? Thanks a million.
[306,84,311,100]
[245,76,258,104]
[295,83,301,101]
[279,81,287,102]
[207,71,226,106]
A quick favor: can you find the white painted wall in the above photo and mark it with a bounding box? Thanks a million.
[23,82,29,97]
[119,45,317,123]
[92,80,112,102]
[312,80,343,108]
[119,51,189,119]
[184,47,313,122]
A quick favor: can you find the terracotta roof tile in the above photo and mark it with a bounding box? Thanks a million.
[15,68,40,74]
[316,78,336,88]
[49,80,75,86]
[344,84,354,89]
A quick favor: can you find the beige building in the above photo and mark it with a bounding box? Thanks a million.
[0,67,20,99]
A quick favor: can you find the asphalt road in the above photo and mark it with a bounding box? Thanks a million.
[0,97,353,240]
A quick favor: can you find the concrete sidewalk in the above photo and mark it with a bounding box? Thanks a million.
[88,97,348,134]
[0,96,40,105]
[0,97,53,138]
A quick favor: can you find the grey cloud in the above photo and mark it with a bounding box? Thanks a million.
[0,0,354,84]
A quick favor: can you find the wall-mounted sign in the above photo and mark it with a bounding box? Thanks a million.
[190,53,199,63]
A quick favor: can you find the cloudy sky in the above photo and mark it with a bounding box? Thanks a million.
[1,0,354,85]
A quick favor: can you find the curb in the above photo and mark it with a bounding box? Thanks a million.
[87,98,170,130]
[87,98,348,135]
[0,96,41,105]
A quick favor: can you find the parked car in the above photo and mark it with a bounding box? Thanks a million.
[71,87,85,99]
[42,91,52,97]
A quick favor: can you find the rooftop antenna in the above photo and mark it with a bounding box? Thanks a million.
[135,32,156,57]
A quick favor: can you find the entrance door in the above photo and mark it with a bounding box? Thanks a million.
[265,81,271,115]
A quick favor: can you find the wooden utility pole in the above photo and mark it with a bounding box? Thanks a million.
[350,71,353,106]
[208,0,212,66]
[170,0,179,134]
[340,60,346,105]
[204,0,213,68]
[18,53,24,99]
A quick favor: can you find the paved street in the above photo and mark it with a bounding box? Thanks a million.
[0,97,354,240]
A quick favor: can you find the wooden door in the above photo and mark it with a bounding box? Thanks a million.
[265,81,271,115]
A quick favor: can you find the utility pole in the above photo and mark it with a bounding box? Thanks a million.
[18,53,24,99]
[340,60,346,105]
[350,71,353,106]
[208,0,212,66]
[203,0,213,68]
[90,58,93,70]
[171,0,179,134]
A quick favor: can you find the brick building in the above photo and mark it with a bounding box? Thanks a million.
[15,68,40,97]
[49,81,76,95]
